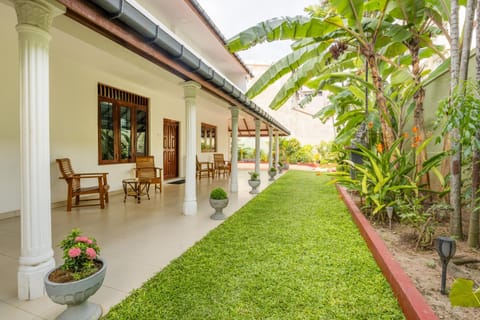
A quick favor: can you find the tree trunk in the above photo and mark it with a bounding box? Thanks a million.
[409,38,430,188]
[468,0,480,248]
[364,50,395,150]
[470,131,480,247]
[450,0,463,238]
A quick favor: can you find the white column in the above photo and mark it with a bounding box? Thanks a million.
[230,106,239,193]
[182,81,201,215]
[254,119,261,175]
[275,132,280,170]
[268,126,273,169]
[13,0,65,300]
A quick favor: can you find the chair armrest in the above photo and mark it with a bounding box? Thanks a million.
[73,174,106,179]
[75,172,109,176]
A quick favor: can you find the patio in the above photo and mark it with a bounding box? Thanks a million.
[0,166,275,320]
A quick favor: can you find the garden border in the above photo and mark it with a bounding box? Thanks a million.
[336,185,439,320]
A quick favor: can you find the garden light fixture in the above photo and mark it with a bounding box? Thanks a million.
[434,237,456,295]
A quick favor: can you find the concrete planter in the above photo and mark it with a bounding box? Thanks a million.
[268,170,276,181]
[44,259,107,320]
[248,179,261,194]
[209,198,228,220]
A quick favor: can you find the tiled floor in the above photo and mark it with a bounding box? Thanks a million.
[0,165,277,320]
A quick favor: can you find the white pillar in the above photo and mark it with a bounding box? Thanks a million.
[182,81,201,215]
[13,0,65,300]
[275,132,280,170]
[254,119,261,175]
[268,126,273,169]
[230,106,239,192]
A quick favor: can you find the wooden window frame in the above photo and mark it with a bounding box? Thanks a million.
[200,123,217,153]
[97,83,149,164]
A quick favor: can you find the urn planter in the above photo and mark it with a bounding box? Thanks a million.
[248,179,261,194]
[44,259,107,320]
[268,170,276,181]
[209,198,229,220]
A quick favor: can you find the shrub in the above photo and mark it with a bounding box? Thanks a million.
[59,228,101,281]
[248,172,259,180]
[210,187,228,200]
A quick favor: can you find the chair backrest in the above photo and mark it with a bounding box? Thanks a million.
[213,153,225,164]
[196,156,200,170]
[56,158,80,191]
[136,156,157,178]
[56,158,75,179]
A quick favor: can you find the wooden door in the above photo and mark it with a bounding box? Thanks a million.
[163,119,179,180]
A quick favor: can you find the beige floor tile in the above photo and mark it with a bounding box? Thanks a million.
[0,166,280,319]
[0,301,42,320]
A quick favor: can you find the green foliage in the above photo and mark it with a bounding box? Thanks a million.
[104,172,404,320]
[334,136,447,217]
[248,172,259,181]
[449,278,480,307]
[60,228,101,281]
[269,167,277,173]
[437,80,480,157]
[210,187,228,200]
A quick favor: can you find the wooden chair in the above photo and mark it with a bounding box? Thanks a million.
[56,158,109,211]
[196,156,213,179]
[135,156,162,193]
[213,153,231,177]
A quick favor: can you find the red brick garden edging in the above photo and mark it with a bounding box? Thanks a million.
[336,185,439,320]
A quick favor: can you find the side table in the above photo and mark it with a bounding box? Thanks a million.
[122,178,151,203]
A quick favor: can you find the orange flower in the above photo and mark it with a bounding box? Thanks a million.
[376,143,383,153]
[415,136,421,143]
[368,122,374,129]
[412,126,418,133]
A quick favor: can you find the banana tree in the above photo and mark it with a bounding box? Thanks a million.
[227,0,450,152]
[227,0,410,150]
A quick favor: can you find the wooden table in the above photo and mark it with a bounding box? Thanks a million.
[122,178,151,203]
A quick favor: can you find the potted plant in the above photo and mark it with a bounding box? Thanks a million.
[209,187,229,220]
[268,167,277,181]
[248,171,261,194]
[44,229,106,320]
[277,161,283,174]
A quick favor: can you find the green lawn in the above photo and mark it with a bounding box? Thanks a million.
[103,171,405,320]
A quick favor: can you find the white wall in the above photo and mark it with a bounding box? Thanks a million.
[0,4,20,214]
[248,64,335,146]
[0,4,232,215]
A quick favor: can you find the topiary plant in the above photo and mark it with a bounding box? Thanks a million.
[269,167,277,173]
[249,172,259,180]
[210,187,228,200]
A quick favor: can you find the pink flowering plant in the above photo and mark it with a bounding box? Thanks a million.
[60,228,101,280]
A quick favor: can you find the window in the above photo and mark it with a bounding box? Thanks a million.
[98,83,149,164]
[201,123,216,152]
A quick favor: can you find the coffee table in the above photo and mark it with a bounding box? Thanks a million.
[122,178,151,203]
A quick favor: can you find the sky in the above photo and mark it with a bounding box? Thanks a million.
[197,0,317,64]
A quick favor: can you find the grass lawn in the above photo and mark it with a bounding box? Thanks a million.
[103,171,405,319]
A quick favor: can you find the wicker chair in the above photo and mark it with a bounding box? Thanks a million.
[213,153,231,177]
[135,156,162,193]
[56,158,109,211]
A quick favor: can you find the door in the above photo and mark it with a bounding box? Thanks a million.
[163,119,179,180]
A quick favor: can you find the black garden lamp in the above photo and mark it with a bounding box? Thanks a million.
[434,237,456,295]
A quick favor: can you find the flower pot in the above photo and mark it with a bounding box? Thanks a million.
[268,170,276,181]
[209,198,228,220]
[248,179,261,194]
[277,165,283,174]
[44,258,107,320]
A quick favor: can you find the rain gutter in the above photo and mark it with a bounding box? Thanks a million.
[74,0,289,135]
